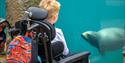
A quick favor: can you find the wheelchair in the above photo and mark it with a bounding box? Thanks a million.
[9,7,90,63]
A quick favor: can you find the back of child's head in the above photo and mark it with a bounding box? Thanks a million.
[39,0,61,21]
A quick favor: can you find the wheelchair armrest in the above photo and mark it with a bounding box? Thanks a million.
[58,51,90,63]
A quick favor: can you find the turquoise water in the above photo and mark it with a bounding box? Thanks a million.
[57,0,125,63]
[0,0,6,18]
[0,0,124,63]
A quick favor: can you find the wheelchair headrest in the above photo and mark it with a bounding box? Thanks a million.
[26,7,48,20]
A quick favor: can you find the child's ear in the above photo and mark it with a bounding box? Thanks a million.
[54,14,58,20]
[53,15,57,20]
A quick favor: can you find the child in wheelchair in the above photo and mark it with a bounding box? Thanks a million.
[39,0,69,58]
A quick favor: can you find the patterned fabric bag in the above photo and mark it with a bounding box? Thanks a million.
[7,36,32,63]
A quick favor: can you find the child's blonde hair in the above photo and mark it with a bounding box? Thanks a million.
[39,0,61,21]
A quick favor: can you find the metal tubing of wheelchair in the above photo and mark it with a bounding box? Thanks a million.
[29,20,53,63]
[31,39,38,63]
[58,51,90,63]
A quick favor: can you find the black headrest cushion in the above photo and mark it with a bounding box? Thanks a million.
[27,7,48,20]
